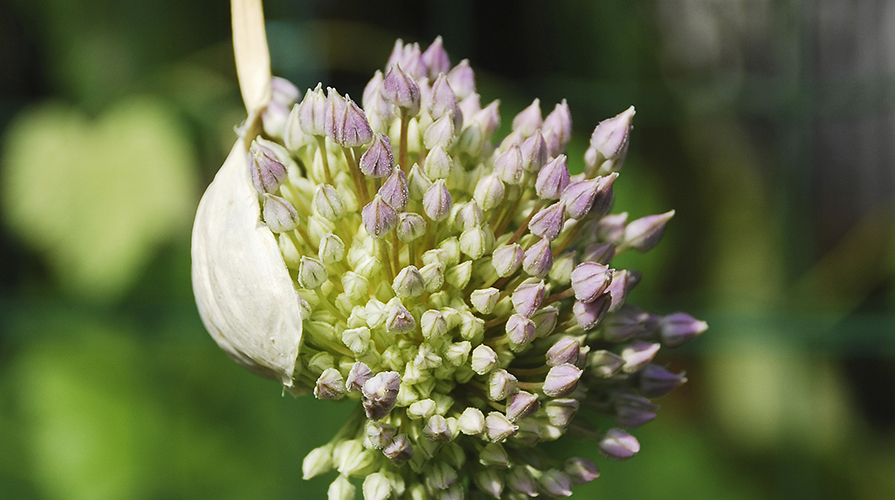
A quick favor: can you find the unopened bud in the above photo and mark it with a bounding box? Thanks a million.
[248,139,288,193]
[319,233,345,264]
[564,457,600,485]
[590,106,634,167]
[532,305,559,337]
[447,59,476,99]
[474,469,504,499]
[424,145,453,179]
[542,99,572,156]
[382,434,413,467]
[445,261,472,290]
[471,344,498,375]
[470,287,499,314]
[638,363,687,397]
[428,74,460,123]
[479,442,510,468]
[492,243,524,278]
[385,299,416,334]
[342,327,372,356]
[419,261,445,292]
[507,466,538,496]
[561,177,601,219]
[506,390,540,421]
[620,341,661,373]
[397,212,426,242]
[614,393,658,428]
[314,184,346,221]
[494,145,524,185]
[458,407,485,435]
[298,83,327,136]
[573,293,611,329]
[362,196,397,238]
[383,64,421,115]
[362,472,393,500]
[421,310,448,340]
[522,239,553,278]
[298,257,327,289]
[506,314,537,351]
[485,411,519,442]
[535,155,571,200]
[488,368,518,401]
[262,194,300,233]
[328,474,355,500]
[539,470,573,498]
[659,312,708,347]
[570,261,612,303]
[423,180,453,221]
[473,174,505,211]
[624,210,674,252]
[422,36,451,78]
[588,350,625,378]
[543,363,583,397]
[512,98,542,137]
[407,398,437,420]
[544,398,579,427]
[424,112,455,149]
[598,427,640,460]
[529,202,567,241]
[325,89,373,147]
[520,130,548,172]
[393,265,425,298]
[302,443,334,479]
[546,337,582,366]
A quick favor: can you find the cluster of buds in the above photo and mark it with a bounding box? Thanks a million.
[193,36,706,499]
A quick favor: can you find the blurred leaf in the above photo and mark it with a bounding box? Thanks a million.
[1,97,197,301]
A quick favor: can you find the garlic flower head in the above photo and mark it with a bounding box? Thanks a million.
[191,34,706,498]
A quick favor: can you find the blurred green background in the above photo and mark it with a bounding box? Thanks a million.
[2,0,894,498]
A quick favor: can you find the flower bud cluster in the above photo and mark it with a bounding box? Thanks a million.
[199,37,706,499]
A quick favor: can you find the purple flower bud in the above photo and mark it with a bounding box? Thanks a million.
[659,312,708,347]
[324,88,373,147]
[573,293,611,329]
[488,368,518,401]
[248,140,288,193]
[298,83,327,136]
[536,155,571,200]
[590,172,618,216]
[447,59,476,99]
[599,428,640,460]
[397,212,426,242]
[423,415,452,442]
[511,281,546,317]
[603,305,650,343]
[458,92,480,124]
[346,361,373,393]
[546,337,582,366]
[485,411,518,442]
[506,390,540,421]
[570,261,612,303]
[382,65,421,115]
[505,314,537,351]
[379,168,409,210]
[520,130,549,172]
[424,112,456,149]
[532,305,560,337]
[456,200,484,231]
[544,398,579,427]
[522,239,553,278]
[262,194,300,233]
[543,363,583,397]
[512,98,542,137]
[382,433,414,465]
[614,393,658,428]
[473,174,505,211]
[386,39,424,78]
[539,470,573,498]
[474,100,502,139]
[423,179,453,221]
[366,421,396,450]
[314,368,346,400]
[597,212,628,243]
[359,134,395,178]
[263,77,300,136]
[588,350,625,378]
[564,457,600,485]
[542,99,572,156]
[529,203,567,241]
[621,341,661,374]
[561,178,600,219]
[493,145,524,185]
[424,145,453,179]
[590,106,635,165]
[362,371,401,420]
[492,243,524,277]
[507,466,538,496]
[582,242,616,265]
[428,74,460,125]
[385,299,416,334]
[606,269,639,312]
[362,196,397,238]
[624,210,675,252]
[422,36,451,78]
[638,363,688,397]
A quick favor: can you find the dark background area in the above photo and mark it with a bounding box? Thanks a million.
[2,0,894,498]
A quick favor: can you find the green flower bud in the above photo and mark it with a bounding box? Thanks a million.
[298,256,327,289]
[479,442,510,468]
[470,287,500,314]
[408,398,437,420]
[328,475,355,500]
[458,407,485,435]
[318,233,345,264]
[393,265,425,298]
[302,443,334,479]
[362,472,392,500]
